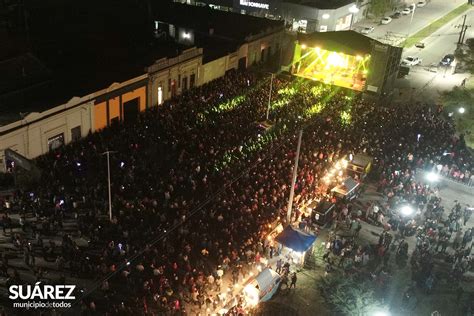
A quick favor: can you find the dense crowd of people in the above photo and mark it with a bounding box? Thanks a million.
[0,69,472,315]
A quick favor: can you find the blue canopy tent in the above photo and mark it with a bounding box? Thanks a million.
[274,226,317,253]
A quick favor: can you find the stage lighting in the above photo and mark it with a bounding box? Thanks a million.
[327,52,344,67]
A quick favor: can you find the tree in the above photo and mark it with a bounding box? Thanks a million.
[441,86,474,148]
[455,38,474,73]
[319,274,387,316]
[369,0,392,18]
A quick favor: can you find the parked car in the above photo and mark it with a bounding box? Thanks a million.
[417,1,427,7]
[381,17,392,24]
[401,8,412,15]
[401,56,422,66]
[361,26,375,34]
[391,11,401,18]
[440,54,455,66]
[398,65,410,77]
[415,42,425,48]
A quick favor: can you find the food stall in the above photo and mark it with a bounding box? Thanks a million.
[274,225,317,266]
[243,268,281,307]
[347,154,373,180]
[331,176,360,201]
[307,200,336,227]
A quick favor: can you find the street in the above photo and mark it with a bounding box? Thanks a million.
[354,0,466,43]
[271,179,473,316]
[403,8,474,65]
[388,6,474,105]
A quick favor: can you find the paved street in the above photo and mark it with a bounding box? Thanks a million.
[271,179,473,316]
[387,7,474,105]
[354,0,466,43]
[403,8,474,64]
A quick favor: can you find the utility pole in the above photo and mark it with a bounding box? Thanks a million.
[461,22,471,44]
[456,15,471,44]
[410,4,416,24]
[266,73,274,121]
[286,130,303,224]
[101,150,117,221]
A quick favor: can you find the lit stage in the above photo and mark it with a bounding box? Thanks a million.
[292,43,370,91]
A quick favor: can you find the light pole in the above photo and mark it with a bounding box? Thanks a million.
[348,5,359,30]
[266,73,274,121]
[410,4,416,24]
[400,205,414,217]
[425,171,439,182]
[287,130,303,223]
[102,150,117,221]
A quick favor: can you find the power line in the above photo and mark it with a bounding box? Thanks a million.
[455,14,471,44]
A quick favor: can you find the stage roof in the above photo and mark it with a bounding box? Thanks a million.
[297,31,381,56]
[275,226,317,252]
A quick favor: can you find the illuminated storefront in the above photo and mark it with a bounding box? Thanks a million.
[280,1,362,33]
[335,14,353,31]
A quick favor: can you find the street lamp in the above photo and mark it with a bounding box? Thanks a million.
[266,73,274,121]
[369,306,391,316]
[458,107,466,114]
[102,150,117,221]
[349,5,359,13]
[425,172,439,182]
[348,5,359,30]
[400,205,414,216]
[410,3,416,24]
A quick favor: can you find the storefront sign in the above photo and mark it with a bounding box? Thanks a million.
[240,0,269,9]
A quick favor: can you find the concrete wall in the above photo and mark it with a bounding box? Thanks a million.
[202,56,227,83]
[0,97,93,169]
[91,76,148,131]
[0,29,285,170]
[148,47,203,108]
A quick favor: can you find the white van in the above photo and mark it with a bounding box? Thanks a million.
[243,268,281,306]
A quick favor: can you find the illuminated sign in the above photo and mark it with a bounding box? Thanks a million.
[240,0,269,9]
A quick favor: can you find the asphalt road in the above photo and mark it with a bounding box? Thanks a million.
[391,7,474,104]
[403,8,474,66]
[354,0,466,44]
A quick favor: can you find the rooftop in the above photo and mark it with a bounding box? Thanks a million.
[297,31,381,56]
[0,0,185,126]
[284,0,355,10]
[1,1,284,126]
[153,3,284,42]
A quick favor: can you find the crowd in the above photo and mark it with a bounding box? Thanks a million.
[0,68,473,315]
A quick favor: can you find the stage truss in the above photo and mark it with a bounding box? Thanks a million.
[291,43,371,91]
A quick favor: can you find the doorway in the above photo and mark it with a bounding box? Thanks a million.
[123,98,139,123]
[238,57,247,70]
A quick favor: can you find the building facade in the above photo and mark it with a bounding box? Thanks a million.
[0,28,284,170]
[281,1,363,33]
